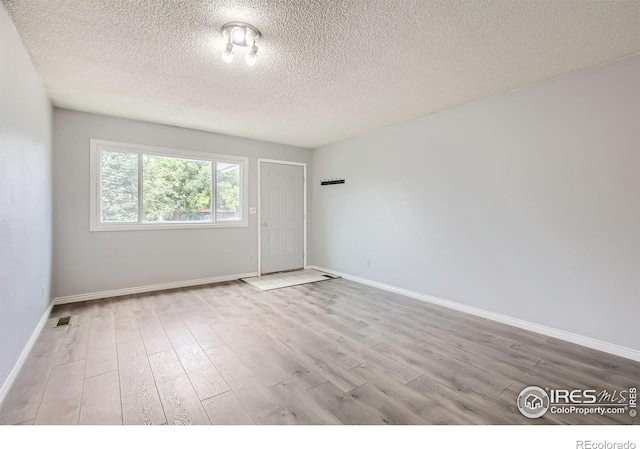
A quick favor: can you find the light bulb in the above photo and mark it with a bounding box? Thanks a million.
[245,45,258,66]
[232,27,245,43]
[222,42,234,63]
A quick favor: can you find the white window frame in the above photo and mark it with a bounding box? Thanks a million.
[89,139,248,231]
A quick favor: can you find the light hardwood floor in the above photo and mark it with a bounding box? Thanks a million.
[1,278,638,425]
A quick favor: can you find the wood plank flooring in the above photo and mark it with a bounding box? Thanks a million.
[1,278,638,425]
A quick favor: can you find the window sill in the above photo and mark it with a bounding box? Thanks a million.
[90,221,248,232]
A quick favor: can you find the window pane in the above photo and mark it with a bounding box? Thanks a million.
[143,154,212,222]
[216,162,241,221]
[100,150,138,222]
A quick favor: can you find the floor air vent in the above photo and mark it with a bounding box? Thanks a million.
[57,316,71,327]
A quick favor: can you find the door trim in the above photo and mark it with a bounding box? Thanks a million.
[257,158,307,276]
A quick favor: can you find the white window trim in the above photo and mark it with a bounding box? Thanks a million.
[89,139,249,231]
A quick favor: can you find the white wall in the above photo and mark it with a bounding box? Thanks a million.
[52,109,312,299]
[311,54,640,351]
[0,6,52,385]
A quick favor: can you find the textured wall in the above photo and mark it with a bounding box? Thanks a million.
[52,109,311,298]
[0,5,52,385]
[311,54,640,351]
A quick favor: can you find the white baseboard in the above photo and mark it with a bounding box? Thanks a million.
[53,272,258,305]
[308,265,640,363]
[0,301,54,406]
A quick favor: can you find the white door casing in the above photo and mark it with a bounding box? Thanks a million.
[258,160,306,275]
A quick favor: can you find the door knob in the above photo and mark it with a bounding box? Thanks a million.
[262,222,268,227]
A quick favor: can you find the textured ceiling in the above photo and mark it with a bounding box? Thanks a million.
[3,1,640,148]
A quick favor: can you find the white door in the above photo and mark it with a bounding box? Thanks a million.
[260,162,304,274]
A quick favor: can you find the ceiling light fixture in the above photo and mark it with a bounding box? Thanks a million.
[231,27,245,44]
[245,45,258,66]
[221,22,261,66]
[222,40,234,63]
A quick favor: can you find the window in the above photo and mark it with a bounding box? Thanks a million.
[90,140,248,231]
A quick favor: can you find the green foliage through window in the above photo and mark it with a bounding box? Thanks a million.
[143,155,212,222]
[101,151,138,222]
[99,147,243,225]
[216,163,241,221]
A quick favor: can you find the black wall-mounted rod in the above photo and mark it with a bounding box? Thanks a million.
[321,179,345,186]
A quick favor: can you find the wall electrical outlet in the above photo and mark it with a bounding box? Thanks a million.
[249,207,257,214]
[367,260,371,268]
